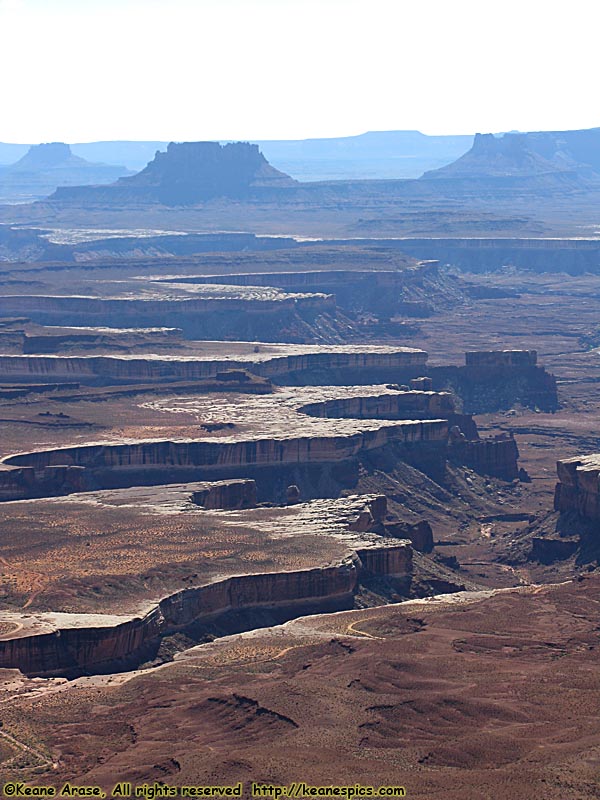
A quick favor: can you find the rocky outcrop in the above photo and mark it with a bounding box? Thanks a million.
[0,540,412,677]
[0,353,245,383]
[449,432,520,480]
[0,382,80,399]
[298,390,455,420]
[6,422,449,470]
[301,386,477,437]
[465,350,537,368]
[391,237,600,275]
[191,479,257,509]
[0,562,356,677]
[50,141,296,206]
[429,351,558,413]
[554,454,600,520]
[0,288,363,345]
[0,420,449,500]
[0,292,302,316]
[348,495,388,532]
[410,376,433,391]
[355,544,412,590]
[257,349,428,385]
[0,347,428,385]
[530,536,579,564]
[385,519,434,553]
[23,326,183,354]
[421,132,579,183]
[297,390,499,470]
[286,484,301,504]
[179,262,448,317]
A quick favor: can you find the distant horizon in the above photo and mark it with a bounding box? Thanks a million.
[2,124,600,148]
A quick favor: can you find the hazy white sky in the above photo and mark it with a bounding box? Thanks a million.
[0,0,596,143]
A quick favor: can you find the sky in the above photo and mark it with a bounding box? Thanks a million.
[0,0,597,143]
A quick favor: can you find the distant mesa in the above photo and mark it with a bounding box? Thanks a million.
[0,130,474,180]
[50,141,297,206]
[0,142,131,203]
[12,142,75,170]
[22,127,600,212]
[421,129,600,186]
[421,133,568,179]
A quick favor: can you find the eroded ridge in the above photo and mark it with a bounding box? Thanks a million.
[0,377,524,499]
[554,454,600,519]
[0,488,412,677]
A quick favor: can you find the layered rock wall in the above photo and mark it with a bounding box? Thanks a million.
[0,293,335,339]
[0,348,427,385]
[449,433,520,480]
[0,541,412,677]
[385,519,434,552]
[0,294,333,316]
[395,238,600,275]
[23,327,184,354]
[298,391,454,420]
[191,479,258,509]
[255,350,428,384]
[0,421,449,500]
[554,455,600,520]
[181,264,441,316]
[6,422,448,470]
[430,354,558,413]
[465,350,537,368]
[356,544,413,591]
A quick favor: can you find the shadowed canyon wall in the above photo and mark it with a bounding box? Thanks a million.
[430,350,557,413]
[554,455,600,520]
[0,421,449,500]
[0,542,412,677]
[396,238,600,274]
[0,349,428,385]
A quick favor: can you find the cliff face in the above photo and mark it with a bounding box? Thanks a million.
[185,262,448,317]
[298,391,455,420]
[387,237,600,275]
[385,519,433,552]
[430,351,558,413]
[554,455,600,520]
[22,326,183,354]
[449,433,520,480]
[0,420,449,500]
[465,350,537,368]
[0,561,356,677]
[257,350,428,385]
[0,291,336,342]
[6,422,449,470]
[0,348,428,385]
[191,479,257,509]
[0,415,522,500]
[355,544,412,586]
[0,540,412,677]
[50,141,296,206]
[0,294,324,316]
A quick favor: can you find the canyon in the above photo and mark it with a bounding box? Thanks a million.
[1,136,600,799]
[0,489,412,678]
